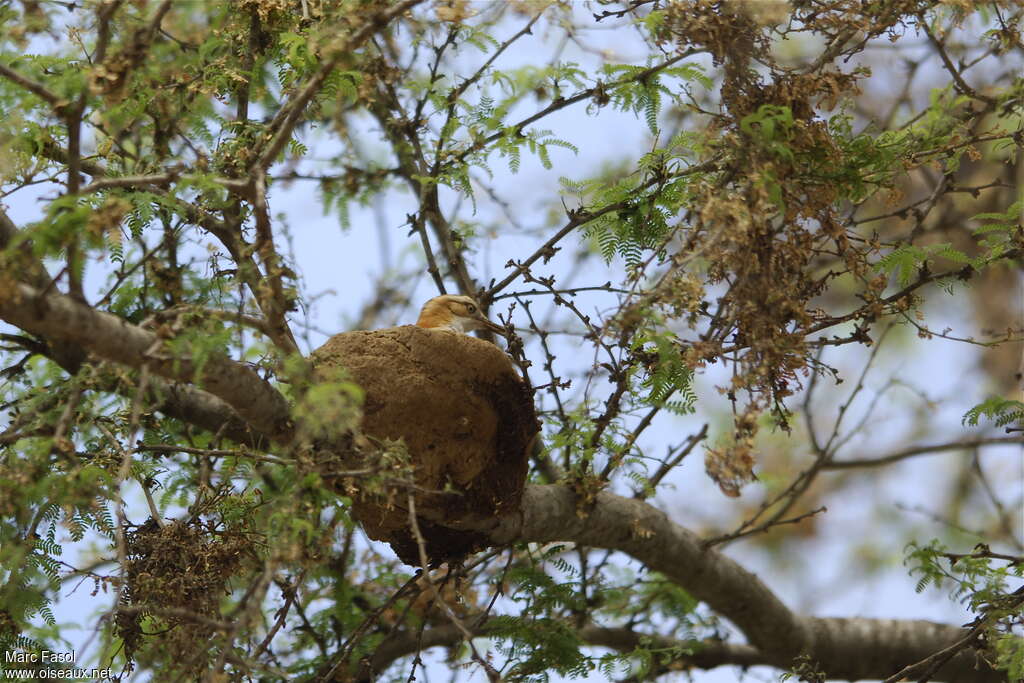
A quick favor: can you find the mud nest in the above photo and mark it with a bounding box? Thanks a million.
[310,325,538,565]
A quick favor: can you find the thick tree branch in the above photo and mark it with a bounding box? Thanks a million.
[810,615,1001,682]
[0,283,293,443]
[0,61,61,106]
[123,373,257,446]
[482,485,1003,681]
[1,207,88,372]
[488,485,807,656]
[361,620,764,681]
[578,626,765,670]
[3,209,257,443]
[362,614,999,682]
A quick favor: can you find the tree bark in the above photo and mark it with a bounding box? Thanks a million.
[485,485,1001,681]
[0,283,293,443]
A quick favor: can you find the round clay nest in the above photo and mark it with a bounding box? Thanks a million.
[309,325,538,565]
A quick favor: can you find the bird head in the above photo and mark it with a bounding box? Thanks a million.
[415,295,505,335]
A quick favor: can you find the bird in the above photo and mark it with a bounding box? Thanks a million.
[415,295,505,336]
[416,293,543,463]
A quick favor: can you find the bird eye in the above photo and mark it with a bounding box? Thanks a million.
[467,304,477,313]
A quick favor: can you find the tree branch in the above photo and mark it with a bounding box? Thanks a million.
[0,283,293,443]
[481,485,1004,681]
[361,613,1000,683]
[488,485,808,656]
[0,61,61,106]
[823,436,1023,470]
[127,373,258,446]
[255,0,426,172]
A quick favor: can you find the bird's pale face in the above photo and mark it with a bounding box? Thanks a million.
[416,295,505,335]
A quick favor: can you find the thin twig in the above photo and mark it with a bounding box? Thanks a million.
[406,495,501,682]
[256,0,426,171]
[136,443,289,466]
[635,424,708,498]
[883,588,1024,682]
[823,436,1023,470]
[0,62,61,105]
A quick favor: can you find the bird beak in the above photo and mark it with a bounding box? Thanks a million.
[475,314,506,336]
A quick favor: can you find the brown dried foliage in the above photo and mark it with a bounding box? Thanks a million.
[622,0,1019,495]
[117,519,253,676]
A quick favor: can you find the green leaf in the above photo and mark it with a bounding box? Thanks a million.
[962,396,1024,428]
